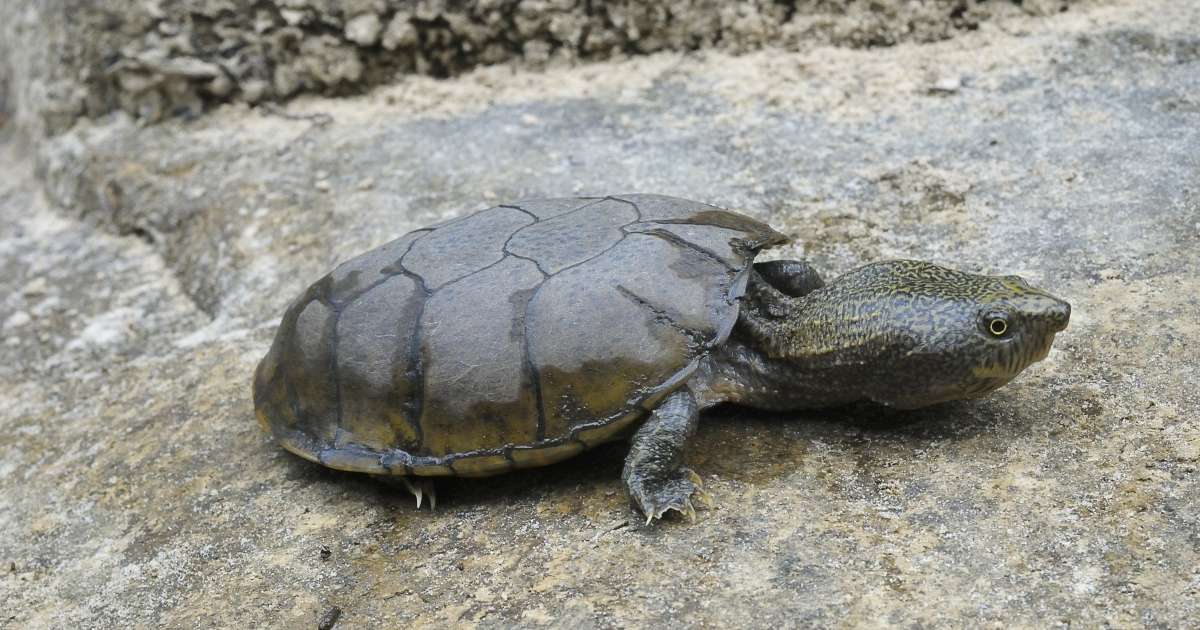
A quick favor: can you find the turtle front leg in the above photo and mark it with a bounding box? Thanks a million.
[622,389,710,523]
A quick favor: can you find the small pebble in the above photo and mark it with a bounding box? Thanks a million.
[929,76,962,94]
[3,311,32,329]
[317,606,341,630]
[345,14,383,46]
[21,277,48,297]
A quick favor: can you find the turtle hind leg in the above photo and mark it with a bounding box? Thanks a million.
[622,389,711,524]
[400,477,437,510]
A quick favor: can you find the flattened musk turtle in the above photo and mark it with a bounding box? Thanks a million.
[254,194,1070,521]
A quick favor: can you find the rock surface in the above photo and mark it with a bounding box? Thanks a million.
[3,0,1199,627]
[0,0,1080,137]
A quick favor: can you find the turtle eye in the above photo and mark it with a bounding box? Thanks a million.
[983,311,1010,338]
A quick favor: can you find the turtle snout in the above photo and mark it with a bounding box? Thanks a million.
[1044,299,1071,332]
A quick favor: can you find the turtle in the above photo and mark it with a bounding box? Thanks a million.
[253,194,1071,521]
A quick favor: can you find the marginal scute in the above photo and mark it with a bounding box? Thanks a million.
[409,462,454,477]
[326,230,427,306]
[403,206,534,289]
[574,409,646,447]
[417,257,544,456]
[335,274,423,451]
[510,441,585,469]
[507,198,638,273]
[450,454,513,477]
[319,446,385,473]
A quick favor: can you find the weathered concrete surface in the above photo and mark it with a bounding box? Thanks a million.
[0,0,1081,138]
[3,1,1199,627]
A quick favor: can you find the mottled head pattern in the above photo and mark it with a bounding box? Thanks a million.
[786,260,1070,409]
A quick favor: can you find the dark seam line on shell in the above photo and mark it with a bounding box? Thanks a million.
[648,217,788,249]
[394,265,431,452]
[521,229,639,427]
[426,209,538,290]
[626,226,735,271]
[606,196,644,221]
[435,254,508,290]
[568,408,646,446]
[327,231,434,455]
[284,371,302,430]
[518,217,649,430]
[485,211,552,441]
[522,278,548,441]
[330,306,345,449]
[614,284,709,350]
[496,196,609,267]
[540,229,631,279]
[500,197,611,251]
[501,197,607,231]
[497,208,551,276]
[499,204,542,223]
[390,434,584,472]
[312,412,584,474]
[332,229,433,312]
[505,250,549,277]
[530,196,610,222]
[502,205,543,225]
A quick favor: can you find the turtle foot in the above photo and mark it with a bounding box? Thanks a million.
[401,477,437,510]
[628,467,711,524]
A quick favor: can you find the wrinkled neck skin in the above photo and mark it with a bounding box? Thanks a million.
[690,261,1070,412]
[691,287,878,411]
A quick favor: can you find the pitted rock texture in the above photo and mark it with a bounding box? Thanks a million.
[3,0,1199,627]
[0,0,1083,137]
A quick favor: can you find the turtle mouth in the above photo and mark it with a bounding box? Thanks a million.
[961,376,1014,398]
[967,334,1057,396]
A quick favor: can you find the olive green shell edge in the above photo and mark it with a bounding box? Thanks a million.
[263,357,703,478]
[256,208,769,478]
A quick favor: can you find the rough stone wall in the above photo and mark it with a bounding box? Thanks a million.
[0,0,1075,138]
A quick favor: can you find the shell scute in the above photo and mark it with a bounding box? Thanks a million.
[254,195,785,474]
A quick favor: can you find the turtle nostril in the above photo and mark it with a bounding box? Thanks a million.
[1046,300,1071,331]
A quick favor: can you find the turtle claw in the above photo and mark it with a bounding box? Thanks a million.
[401,477,437,511]
[629,467,710,524]
[686,469,714,507]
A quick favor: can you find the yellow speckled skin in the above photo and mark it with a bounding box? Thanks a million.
[695,260,1071,411]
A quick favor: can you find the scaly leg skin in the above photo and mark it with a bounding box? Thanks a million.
[622,389,712,524]
[401,477,437,510]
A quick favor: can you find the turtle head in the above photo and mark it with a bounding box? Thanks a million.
[794,260,1071,409]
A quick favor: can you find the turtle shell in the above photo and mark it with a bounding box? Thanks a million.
[253,194,787,477]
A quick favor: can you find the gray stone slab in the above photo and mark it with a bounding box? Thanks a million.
[3,2,1199,627]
